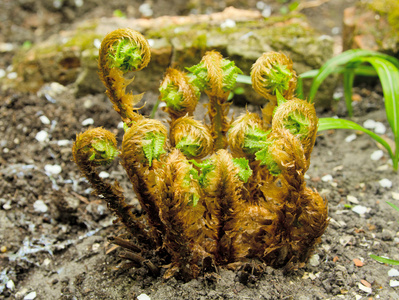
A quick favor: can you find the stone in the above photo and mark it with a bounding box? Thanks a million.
[10,7,335,109]
[343,2,399,55]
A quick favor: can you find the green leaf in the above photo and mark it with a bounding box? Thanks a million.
[370,254,399,265]
[255,145,281,176]
[232,157,253,182]
[308,49,399,103]
[221,59,243,92]
[189,159,215,187]
[176,137,201,158]
[243,127,270,154]
[276,89,287,106]
[318,118,395,162]
[159,83,184,110]
[356,57,399,169]
[142,131,166,166]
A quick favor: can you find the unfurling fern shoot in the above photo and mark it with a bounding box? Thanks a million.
[72,28,328,280]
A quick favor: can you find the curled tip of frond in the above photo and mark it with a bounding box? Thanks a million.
[159,68,200,119]
[73,127,118,167]
[272,98,318,159]
[100,28,151,74]
[187,50,243,99]
[170,116,213,159]
[122,119,168,167]
[251,52,297,101]
[228,112,264,158]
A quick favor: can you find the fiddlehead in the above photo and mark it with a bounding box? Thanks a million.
[73,128,150,244]
[99,28,151,124]
[251,52,297,126]
[188,51,243,150]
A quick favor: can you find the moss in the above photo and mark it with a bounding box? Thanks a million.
[369,0,399,32]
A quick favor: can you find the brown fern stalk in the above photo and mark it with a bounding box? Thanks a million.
[72,128,150,245]
[121,118,169,245]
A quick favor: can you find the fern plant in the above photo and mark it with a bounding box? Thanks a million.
[73,28,328,280]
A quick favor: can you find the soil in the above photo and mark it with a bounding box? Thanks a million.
[1,1,399,300]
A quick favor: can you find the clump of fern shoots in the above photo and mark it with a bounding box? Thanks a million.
[73,28,328,280]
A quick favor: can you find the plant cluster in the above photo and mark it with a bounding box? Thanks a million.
[73,28,328,279]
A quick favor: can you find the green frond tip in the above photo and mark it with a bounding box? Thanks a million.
[176,136,201,158]
[255,145,281,176]
[186,58,243,92]
[189,159,215,187]
[232,157,253,182]
[159,84,183,110]
[276,89,287,106]
[243,127,270,154]
[109,38,142,72]
[142,131,166,166]
[265,63,292,95]
[182,166,201,207]
[89,138,119,164]
[221,59,243,92]
[186,62,208,92]
[284,111,310,139]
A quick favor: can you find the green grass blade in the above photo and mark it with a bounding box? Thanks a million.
[386,201,399,213]
[318,117,395,161]
[308,49,397,103]
[236,74,252,85]
[343,68,355,117]
[370,254,399,265]
[359,57,399,169]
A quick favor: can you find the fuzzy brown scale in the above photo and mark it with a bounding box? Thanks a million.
[72,28,328,280]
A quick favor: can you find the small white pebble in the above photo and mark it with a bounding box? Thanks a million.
[308,254,320,267]
[345,133,357,143]
[355,295,362,300]
[93,39,101,49]
[92,243,101,252]
[99,171,110,179]
[379,178,392,188]
[390,280,399,287]
[220,19,236,29]
[82,118,94,126]
[374,122,386,134]
[358,282,372,294]
[370,150,384,161]
[3,200,12,210]
[0,69,6,78]
[261,7,272,18]
[24,292,37,300]
[321,174,333,182]
[392,192,399,201]
[139,3,153,17]
[45,164,62,175]
[42,258,52,267]
[35,130,49,142]
[388,268,399,277]
[7,72,17,79]
[304,174,310,180]
[3,148,9,153]
[137,294,151,300]
[147,39,155,47]
[6,279,15,291]
[363,119,377,129]
[57,139,71,146]
[33,200,48,213]
[347,195,359,204]
[39,115,50,125]
[352,205,369,215]
[117,121,124,129]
